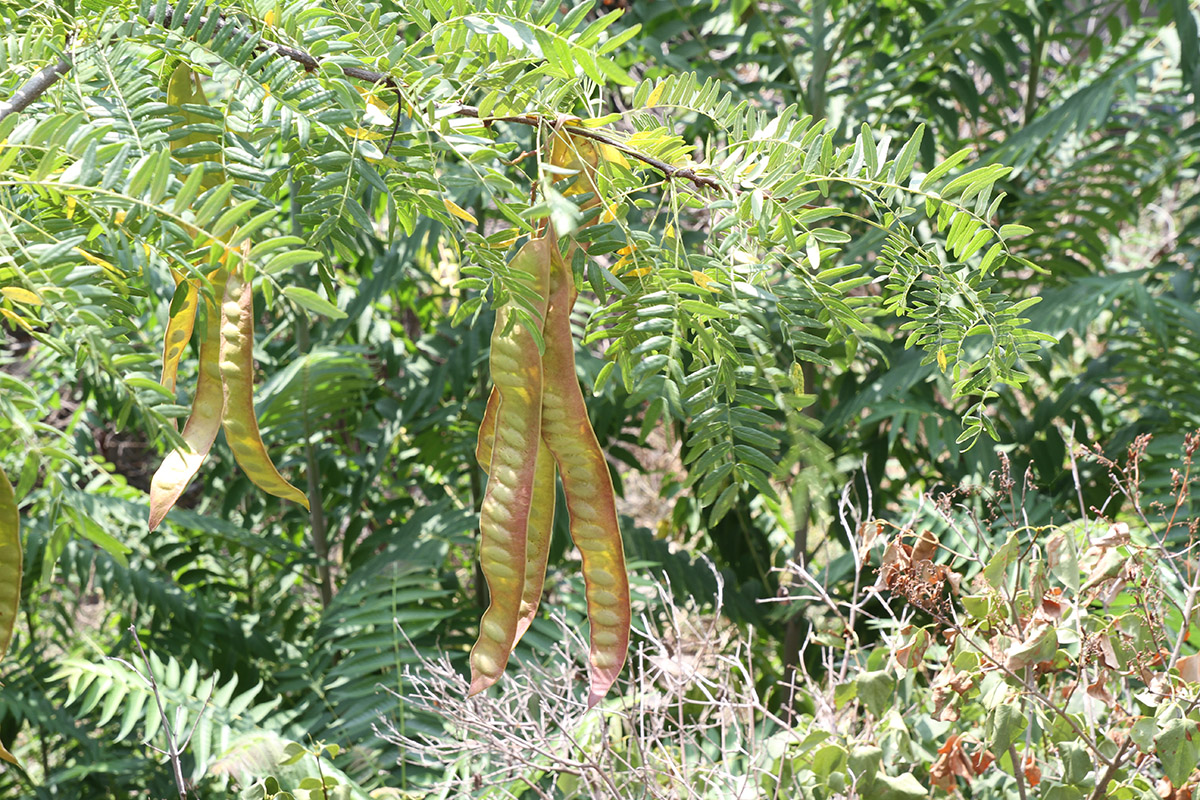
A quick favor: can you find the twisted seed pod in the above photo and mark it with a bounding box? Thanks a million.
[149,269,229,530]
[218,266,309,509]
[468,236,552,696]
[539,246,630,708]
[476,388,556,649]
[160,278,199,393]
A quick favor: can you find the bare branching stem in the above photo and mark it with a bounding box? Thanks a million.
[127,625,189,800]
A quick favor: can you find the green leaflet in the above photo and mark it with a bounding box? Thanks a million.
[218,266,310,510]
[0,467,22,766]
[469,236,552,698]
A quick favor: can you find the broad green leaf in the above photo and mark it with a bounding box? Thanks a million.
[985,702,1026,753]
[983,531,1018,588]
[1155,717,1199,786]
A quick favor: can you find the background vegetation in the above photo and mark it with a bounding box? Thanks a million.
[0,0,1197,797]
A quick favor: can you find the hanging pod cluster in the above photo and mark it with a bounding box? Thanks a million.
[470,232,631,708]
[149,248,310,529]
[148,65,308,529]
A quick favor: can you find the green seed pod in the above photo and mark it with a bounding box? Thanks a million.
[0,465,18,766]
[218,266,310,509]
[149,269,229,530]
[0,466,21,662]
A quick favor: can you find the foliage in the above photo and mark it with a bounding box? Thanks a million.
[0,0,1195,797]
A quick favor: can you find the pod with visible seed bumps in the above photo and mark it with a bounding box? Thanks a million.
[218,264,309,509]
[468,236,552,696]
[539,244,630,708]
[476,388,556,649]
[149,269,229,530]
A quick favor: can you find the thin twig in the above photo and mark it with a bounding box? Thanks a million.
[127,625,190,800]
[1007,743,1028,800]
[1088,739,1132,800]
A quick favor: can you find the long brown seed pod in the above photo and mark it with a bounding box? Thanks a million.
[538,245,630,708]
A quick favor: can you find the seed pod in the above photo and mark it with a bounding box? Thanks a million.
[468,236,552,696]
[218,266,310,509]
[539,246,630,708]
[0,466,17,766]
[0,466,21,662]
[148,269,229,530]
[476,388,556,650]
[160,278,199,393]
[166,62,223,190]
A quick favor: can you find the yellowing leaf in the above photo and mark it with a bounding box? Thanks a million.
[2,286,42,306]
[342,126,387,141]
[443,198,478,225]
[644,81,665,108]
[486,229,519,250]
[937,347,948,372]
[76,248,123,281]
[549,130,601,197]
[355,87,394,127]
[596,142,630,169]
[691,270,717,291]
[0,307,35,332]
[65,195,77,219]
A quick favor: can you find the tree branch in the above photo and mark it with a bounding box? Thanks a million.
[0,57,72,126]
[148,5,722,190]
[1,4,725,193]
